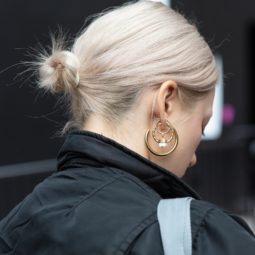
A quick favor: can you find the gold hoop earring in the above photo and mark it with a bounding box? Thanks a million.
[144,119,178,156]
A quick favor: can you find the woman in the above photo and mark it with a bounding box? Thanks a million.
[0,0,254,254]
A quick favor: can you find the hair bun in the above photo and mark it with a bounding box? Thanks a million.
[39,50,80,93]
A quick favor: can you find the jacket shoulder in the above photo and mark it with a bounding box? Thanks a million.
[190,200,255,255]
[0,166,162,254]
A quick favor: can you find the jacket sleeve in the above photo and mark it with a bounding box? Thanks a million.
[191,201,255,255]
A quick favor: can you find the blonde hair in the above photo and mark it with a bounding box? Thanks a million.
[38,0,219,131]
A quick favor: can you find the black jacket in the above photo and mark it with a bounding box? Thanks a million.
[0,130,254,254]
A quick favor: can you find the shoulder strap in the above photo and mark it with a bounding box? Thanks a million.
[157,197,193,255]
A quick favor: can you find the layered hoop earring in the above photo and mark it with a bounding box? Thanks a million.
[144,119,178,156]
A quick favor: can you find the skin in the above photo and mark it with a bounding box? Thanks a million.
[83,80,215,178]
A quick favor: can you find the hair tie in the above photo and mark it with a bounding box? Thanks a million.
[148,0,169,6]
[75,72,80,88]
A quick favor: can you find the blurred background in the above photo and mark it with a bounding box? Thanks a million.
[0,0,254,230]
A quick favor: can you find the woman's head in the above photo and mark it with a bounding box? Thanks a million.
[37,0,219,177]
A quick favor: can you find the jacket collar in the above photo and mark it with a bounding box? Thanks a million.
[57,129,201,199]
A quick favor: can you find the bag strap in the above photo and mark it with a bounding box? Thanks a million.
[157,197,193,255]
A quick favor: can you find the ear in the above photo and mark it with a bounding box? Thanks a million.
[154,80,178,120]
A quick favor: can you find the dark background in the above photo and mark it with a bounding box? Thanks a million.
[0,0,254,223]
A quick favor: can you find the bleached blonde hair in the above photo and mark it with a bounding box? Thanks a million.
[38,0,219,131]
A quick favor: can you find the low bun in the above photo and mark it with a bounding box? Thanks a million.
[39,50,80,93]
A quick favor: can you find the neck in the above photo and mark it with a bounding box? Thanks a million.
[82,113,150,159]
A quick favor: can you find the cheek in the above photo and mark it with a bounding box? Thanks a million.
[175,130,198,163]
[191,129,202,152]
[182,123,202,154]
[195,129,202,146]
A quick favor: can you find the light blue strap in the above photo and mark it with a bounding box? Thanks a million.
[157,197,193,255]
